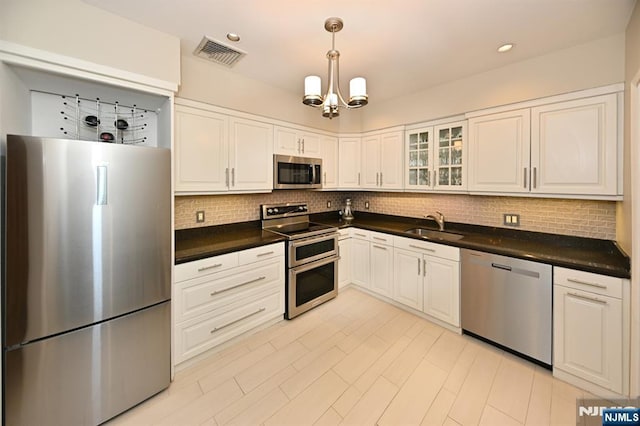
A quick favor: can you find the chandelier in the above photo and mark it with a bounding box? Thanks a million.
[302,17,368,119]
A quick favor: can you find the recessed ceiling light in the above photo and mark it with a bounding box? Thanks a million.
[497,43,514,53]
[226,33,240,42]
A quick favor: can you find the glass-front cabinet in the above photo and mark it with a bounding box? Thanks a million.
[405,120,466,191]
[407,127,433,188]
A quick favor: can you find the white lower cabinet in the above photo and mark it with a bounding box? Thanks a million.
[393,236,461,327]
[338,229,351,288]
[553,267,628,395]
[350,229,371,288]
[393,248,423,310]
[369,232,394,298]
[173,243,285,365]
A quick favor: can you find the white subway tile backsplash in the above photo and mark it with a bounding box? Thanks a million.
[175,191,617,240]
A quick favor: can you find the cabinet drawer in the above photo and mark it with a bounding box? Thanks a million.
[338,228,350,238]
[175,252,239,282]
[174,290,283,364]
[554,267,622,299]
[350,228,371,240]
[175,258,284,323]
[369,231,393,245]
[393,235,460,261]
[238,242,284,265]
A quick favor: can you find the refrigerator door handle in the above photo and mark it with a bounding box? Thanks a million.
[97,165,108,205]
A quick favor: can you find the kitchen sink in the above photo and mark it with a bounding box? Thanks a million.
[404,228,465,241]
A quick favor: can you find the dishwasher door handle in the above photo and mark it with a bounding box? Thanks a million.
[491,263,512,271]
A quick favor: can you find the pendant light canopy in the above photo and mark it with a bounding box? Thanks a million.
[302,17,368,119]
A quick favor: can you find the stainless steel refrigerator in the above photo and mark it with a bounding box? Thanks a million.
[3,135,171,425]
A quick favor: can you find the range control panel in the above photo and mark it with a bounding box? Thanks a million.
[261,203,308,219]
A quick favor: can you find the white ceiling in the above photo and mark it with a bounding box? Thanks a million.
[83,0,635,102]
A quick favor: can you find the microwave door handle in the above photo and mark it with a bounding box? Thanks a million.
[310,164,315,184]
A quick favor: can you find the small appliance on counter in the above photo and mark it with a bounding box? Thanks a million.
[343,198,354,222]
[261,203,339,318]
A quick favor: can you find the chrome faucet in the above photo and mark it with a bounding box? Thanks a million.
[425,211,445,231]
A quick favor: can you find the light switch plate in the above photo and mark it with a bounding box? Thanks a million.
[196,210,205,223]
[503,213,520,227]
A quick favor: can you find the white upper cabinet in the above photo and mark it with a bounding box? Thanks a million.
[175,105,229,192]
[339,137,362,188]
[405,120,466,192]
[467,109,531,193]
[229,117,274,191]
[467,86,622,199]
[531,94,618,196]
[360,129,404,190]
[274,126,321,157]
[175,100,273,193]
[320,135,339,189]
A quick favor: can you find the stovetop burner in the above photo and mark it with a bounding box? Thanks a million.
[261,203,337,240]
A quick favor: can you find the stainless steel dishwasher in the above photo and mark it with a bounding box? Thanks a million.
[461,249,552,366]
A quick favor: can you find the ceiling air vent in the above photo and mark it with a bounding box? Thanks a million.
[194,36,246,67]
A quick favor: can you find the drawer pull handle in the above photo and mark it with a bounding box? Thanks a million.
[373,237,387,241]
[491,263,512,272]
[372,244,387,250]
[257,251,275,257]
[423,259,427,277]
[210,307,266,334]
[417,258,420,275]
[355,233,367,237]
[566,278,607,289]
[409,244,435,252]
[198,263,223,272]
[210,276,266,296]
[568,292,608,305]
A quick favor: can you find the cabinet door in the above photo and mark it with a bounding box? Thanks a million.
[338,238,351,288]
[434,122,466,191]
[361,135,380,188]
[405,127,434,190]
[299,132,321,156]
[229,117,273,191]
[350,238,370,288]
[423,256,460,327]
[320,135,339,189]
[274,126,301,155]
[393,248,423,310]
[175,106,228,192]
[468,109,530,193]
[369,243,393,298]
[531,94,618,196]
[339,137,362,188]
[553,286,622,393]
[379,131,404,189]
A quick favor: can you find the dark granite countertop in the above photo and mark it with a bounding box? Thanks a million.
[174,212,630,279]
[310,211,631,279]
[175,221,286,264]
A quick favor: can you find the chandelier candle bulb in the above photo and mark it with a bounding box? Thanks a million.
[304,76,321,97]
[350,77,367,97]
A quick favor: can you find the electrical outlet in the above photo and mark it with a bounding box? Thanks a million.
[196,210,205,223]
[327,201,331,208]
[503,213,520,227]
[365,201,370,209]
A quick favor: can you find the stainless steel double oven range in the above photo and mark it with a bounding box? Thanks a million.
[261,203,339,319]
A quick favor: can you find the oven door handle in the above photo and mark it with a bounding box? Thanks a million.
[290,254,340,274]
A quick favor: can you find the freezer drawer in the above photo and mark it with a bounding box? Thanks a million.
[4,301,170,426]
[461,249,552,365]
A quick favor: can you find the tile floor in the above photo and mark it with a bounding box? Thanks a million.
[108,287,593,426]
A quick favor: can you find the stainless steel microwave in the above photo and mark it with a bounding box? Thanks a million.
[273,154,323,189]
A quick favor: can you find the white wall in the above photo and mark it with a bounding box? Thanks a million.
[177,55,363,133]
[361,34,625,130]
[0,0,181,86]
